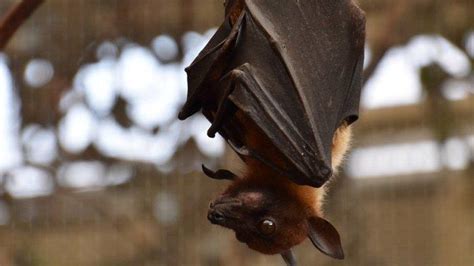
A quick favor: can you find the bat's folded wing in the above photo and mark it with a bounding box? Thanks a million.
[229,0,366,186]
[179,16,242,120]
[181,0,365,188]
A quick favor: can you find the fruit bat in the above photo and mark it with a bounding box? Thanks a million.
[178,0,365,265]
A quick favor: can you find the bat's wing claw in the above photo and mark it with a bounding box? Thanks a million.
[207,128,217,138]
[207,69,244,138]
[177,110,189,120]
[180,11,245,124]
[202,164,238,181]
[178,101,200,121]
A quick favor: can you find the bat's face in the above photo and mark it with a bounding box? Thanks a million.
[207,184,309,254]
[207,181,344,259]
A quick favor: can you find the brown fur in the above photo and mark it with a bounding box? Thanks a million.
[238,112,352,216]
[207,111,351,255]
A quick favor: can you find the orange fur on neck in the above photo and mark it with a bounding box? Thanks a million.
[235,111,352,216]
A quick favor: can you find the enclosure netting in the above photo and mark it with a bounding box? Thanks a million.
[0,0,473,265]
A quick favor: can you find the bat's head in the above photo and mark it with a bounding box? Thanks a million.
[207,180,344,259]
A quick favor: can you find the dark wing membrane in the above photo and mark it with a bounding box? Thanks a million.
[228,64,332,186]
[179,15,243,120]
[240,0,365,181]
[180,0,365,187]
[221,10,330,186]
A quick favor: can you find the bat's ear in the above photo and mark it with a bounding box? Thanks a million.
[307,217,344,260]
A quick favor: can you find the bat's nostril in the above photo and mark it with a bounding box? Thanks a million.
[214,212,224,221]
[208,210,225,224]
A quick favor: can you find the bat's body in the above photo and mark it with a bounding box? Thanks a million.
[223,110,352,215]
[205,111,351,261]
[178,0,365,264]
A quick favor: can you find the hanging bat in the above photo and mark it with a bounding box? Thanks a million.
[178,0,365,265]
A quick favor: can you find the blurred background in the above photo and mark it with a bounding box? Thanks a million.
[0,0,472,265]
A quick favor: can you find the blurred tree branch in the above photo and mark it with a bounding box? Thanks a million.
[0,0,44,50]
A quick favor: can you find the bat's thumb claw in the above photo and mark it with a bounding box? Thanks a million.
[202,164,238,181]
[202,164,215,177]
[177,110,187,120]
[207,128,217,138]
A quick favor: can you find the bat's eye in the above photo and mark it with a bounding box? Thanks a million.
[258,219,276,235]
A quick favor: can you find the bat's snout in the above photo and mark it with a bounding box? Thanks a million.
[207,197,242,225]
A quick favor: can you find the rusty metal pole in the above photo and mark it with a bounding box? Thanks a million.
[0,0,44,50]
